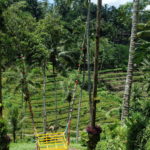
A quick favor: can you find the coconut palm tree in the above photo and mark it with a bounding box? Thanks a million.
[121,0,140,122]
[87,1,102,150]
[0,53,2,118]
[42,60,47,133]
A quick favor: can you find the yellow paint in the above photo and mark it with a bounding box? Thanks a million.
[36,132,68,150]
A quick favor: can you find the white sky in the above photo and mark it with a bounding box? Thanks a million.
[145,5,150,11]
[91,0,133,7]
[48,0,150,10]
[48,0,133,7]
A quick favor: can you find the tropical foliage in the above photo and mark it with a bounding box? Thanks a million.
[0,0,149,150]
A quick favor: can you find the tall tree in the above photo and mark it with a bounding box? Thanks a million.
[0,32,13,118]
[87,0,102,150]
[25,0,42,20]
[3,1,47,133]
[42,60,47,133]
[0,0,9,118]
[121,0,139,122]
[91,0,101,127]
[0,1,3,117]
[0,49,2,118]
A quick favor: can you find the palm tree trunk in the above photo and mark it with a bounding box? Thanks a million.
[87,1,102,150]
[27,100,36,132]
[121,0,139,122]
[86,0,92,124]
[76,53,86,142]
[42,62,47,133]
[68,102,71,122]
[0,58,2,118]
[13,126,16,143]
[21,57,36,133]
[54,70,58,126]
[91,0,101,128]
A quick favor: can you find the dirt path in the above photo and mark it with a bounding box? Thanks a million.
[69,148,78,150]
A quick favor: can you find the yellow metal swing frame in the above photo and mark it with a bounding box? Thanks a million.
[36,132,68,150]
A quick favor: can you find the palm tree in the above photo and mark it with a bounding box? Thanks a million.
[87,0,102,150]
[0,32,5,119]
[91,0,101,128]
[42,61,47,133]
[18,56,36,133]
[121,0,139,122]
[0,53,2,118]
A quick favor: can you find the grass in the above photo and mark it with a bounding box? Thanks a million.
[10,142,86,150]
[4,67,149,150]
[70,143,86,150]
[10,143,35,150]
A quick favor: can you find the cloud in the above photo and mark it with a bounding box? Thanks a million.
[91,0,132,7]
[144,5,150,11]
[47,0,132,7]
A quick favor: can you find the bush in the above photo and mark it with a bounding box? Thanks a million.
[127,85,150,150]
[80,131,88,146]
[0,119,10,150]
[127,113,145,150]
[96,123,127,150]
[9,106,19,142]
[143,124,150,150]
[127,112,150,150]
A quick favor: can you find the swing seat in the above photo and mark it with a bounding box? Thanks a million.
[36,132,68,150]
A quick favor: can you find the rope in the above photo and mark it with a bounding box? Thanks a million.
[53,65,58,127]
[28,100,37,135]
[67,120,71,145]
[65,73,79,145]
[76,20,88,143]
[76,68,85,142]
[64,121,69,134]
[20,55,38,135]
[66,0,91,142]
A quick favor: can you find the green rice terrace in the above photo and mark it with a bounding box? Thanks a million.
[2,66,150,149]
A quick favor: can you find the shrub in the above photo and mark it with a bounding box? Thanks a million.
[127,113,150,150]
[0,119,10,150]
[80,131,88,146]
[96,123,127,150]
[127,84,150,150]
[9,106,19,142]
[143,124,150,150]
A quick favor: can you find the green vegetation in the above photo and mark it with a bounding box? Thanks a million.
[0,0,149,150]
[10,143,35,150]
[10,143,86,150]
[0,119,10,150]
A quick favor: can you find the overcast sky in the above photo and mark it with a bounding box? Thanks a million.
[47,0,150,10]
[91,0,132,7]
[48,0,133,7]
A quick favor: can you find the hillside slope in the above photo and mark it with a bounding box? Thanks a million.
[3,67,146,137]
